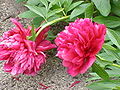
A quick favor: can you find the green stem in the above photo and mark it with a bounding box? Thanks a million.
[35,16,69,37]
[111,64,120,68]
[96,55,120,69]
[58,1,67,16]
[62,11,67,16]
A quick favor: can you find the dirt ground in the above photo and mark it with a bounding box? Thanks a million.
[0,0,89,90]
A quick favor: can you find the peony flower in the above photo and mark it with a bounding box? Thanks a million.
[55,18,106,77]
[0,18,56,76]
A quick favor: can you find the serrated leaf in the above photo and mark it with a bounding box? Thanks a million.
[107,29,120,49]
[92,63,109,81]
[47,8,64,18]
[18,10,39,18]
[87,80,120,90]
[67,1,83,12]
[25,5,47,19]
[93,16,120,28]
[85,2,94,18]
[92,0,111,16]
[70,3,90,19]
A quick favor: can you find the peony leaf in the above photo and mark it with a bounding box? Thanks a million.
[32,17,44,28]
[18,10,39,18]
[39,0,48,9]
[87,80,120,90]
[92,0,111,16]
[48,0,59,9]
[27,0,41,5]
[93,16,120,28]
[25,5,47,20]
[112,0,120,7]
[67,1,83,12]
[92,63,110,81]
[16,0,27,3]
[28,24,36,41]
[107,29,120,49]
[85,2,94,18]
[47,8,64,18]
[70,3,90,19]
[103,44,116,51]
[111,3,120,17]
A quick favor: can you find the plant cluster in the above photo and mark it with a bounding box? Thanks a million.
[1,0,120,89]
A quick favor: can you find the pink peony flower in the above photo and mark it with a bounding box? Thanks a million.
[55,18,106,77]
[0,18,56,76]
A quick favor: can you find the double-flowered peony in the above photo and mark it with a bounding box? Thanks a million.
[55,18,106,77]
[0,18,56,76]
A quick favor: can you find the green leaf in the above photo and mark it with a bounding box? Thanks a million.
[48,0,59,9]
[67,1,83,12]
[27,0,41,5]
[92,63,109,80]
[107,29,120,49]
[32,17,44,28]
[87,80,120,90]
[93,16,120,28]
[85,2,94,18]
[96,55,113,67]
[47,8,64,18]
[103,44,116,50]
[103,48,120,61]
[18,10,39,18]
[112,0,120,7]
[112,3,120,17]
[31,24,36,41]
[16,0,27,3]
[25,5,47,19]
[70,3,90,19]
[106,66,120,77]
[92,0,111,16]
[58,0,66,6]
[113,86,120,90]
[39,0,48,9]
[63,0,73,12]
[47,15,61,22]
[47,30,57,40]
[86,73,101,81]
[98,53,117,62]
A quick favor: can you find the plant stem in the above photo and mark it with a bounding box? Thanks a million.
[58,1,67,16]
[96,55,120,69]
[35,16,69,37]
[111,64,120,68]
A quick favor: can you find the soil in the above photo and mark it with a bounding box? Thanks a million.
[0,0,89,90]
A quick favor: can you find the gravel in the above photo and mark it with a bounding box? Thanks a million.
[0,0,89,90]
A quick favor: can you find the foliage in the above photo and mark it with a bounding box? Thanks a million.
[16,0,120,90]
